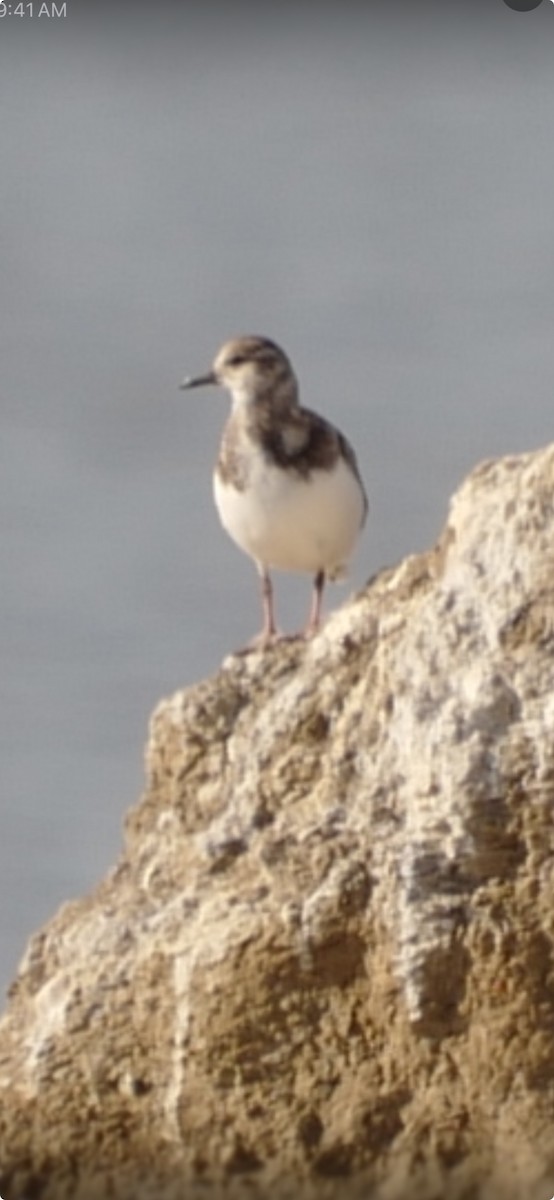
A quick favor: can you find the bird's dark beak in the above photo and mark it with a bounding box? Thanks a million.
[179,370,217,390]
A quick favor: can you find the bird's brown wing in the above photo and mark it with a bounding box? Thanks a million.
[252,403,368,527]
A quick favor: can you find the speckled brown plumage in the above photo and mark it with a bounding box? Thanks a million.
[217,399,368,524]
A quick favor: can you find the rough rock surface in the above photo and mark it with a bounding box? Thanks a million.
[2,444,554,1200]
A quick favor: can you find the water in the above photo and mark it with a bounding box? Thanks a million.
[2,1,554,997]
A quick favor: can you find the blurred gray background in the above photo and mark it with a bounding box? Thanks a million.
[1,0,554,996]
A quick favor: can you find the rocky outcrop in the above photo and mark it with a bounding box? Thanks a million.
[2,444,554,1200]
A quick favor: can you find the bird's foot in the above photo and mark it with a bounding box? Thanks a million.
[232,629,302,655]
[302,619,323,639]
[250,628,295,649]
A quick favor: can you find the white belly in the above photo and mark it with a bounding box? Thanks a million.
[213,454,365,576]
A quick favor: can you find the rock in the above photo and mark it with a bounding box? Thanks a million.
[2,443,554,1200]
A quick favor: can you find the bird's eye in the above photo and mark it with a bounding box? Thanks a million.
[228,355,246,367]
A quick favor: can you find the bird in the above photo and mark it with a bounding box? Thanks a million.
[180,335,368,644]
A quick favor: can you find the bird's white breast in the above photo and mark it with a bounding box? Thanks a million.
[213,453,365,577]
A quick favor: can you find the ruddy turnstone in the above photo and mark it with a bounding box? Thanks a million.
[180,335,368,643]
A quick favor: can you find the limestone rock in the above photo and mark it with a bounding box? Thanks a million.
[2,444,554,1200]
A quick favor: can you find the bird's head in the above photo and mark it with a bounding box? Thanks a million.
[180,335,298,410]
